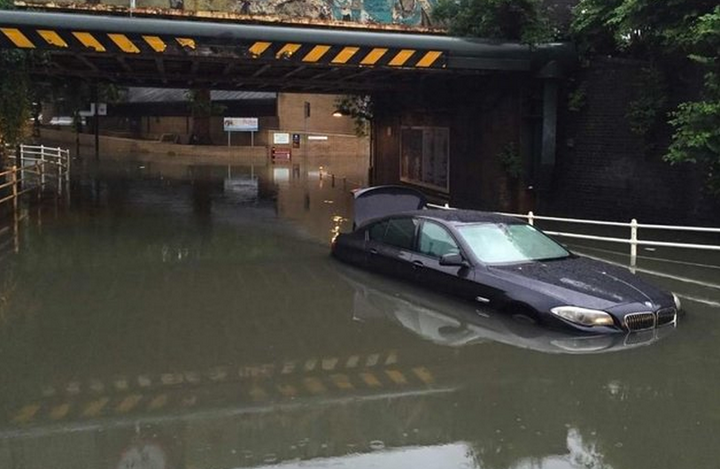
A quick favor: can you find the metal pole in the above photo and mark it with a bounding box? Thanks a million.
[630,218,638,267]
[251,131,254,147]
[528,211,534,226]
[227,131,231,147]
[93,84,100,161]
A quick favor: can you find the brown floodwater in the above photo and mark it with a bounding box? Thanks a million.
[0,154,718,469]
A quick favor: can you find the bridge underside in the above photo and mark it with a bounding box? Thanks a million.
[0,10,572,92]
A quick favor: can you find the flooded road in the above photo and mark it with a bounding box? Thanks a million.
[0,154,719,469]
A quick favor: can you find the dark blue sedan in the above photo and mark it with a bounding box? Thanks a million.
[331,186,681,334]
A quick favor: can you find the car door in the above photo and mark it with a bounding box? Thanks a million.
[411,220,479,300]
[365,217,419,280]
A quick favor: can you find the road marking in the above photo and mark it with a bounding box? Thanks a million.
[384,352,398,366]
[330,374,353,390]
[208,367,228,382]
[304,359,317,372]
[345,355,360,368]
[114,378,129,391]
[281,361,296,374]
[12,404,41,424]
[161,373,184,386]
[89,380,105,393]
[82,398,109,418]
[322,357,338,371]
[147,394,168,411]
[385,370,408,385]
[359,372,382,388]
[185,371,201,384]
[49,403,70,420]
[116,394,143,413]
[137,375,152,388]
[365,354,380,367]
[413,367,435,384]
[181,396,197,407]
[66,382,81,395]
[249,386,268,402]
[304,377,326,394]
[277,384,298,398]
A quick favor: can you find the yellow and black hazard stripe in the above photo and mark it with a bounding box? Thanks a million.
[244,41,445,69]
[0,26,446,69]
[0,27,196,54]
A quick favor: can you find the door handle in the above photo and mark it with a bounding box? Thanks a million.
[369,248,378,255]
[412,261,424,269]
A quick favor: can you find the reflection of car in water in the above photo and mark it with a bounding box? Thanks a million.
[339,264,676,354]
[332,186,682,334]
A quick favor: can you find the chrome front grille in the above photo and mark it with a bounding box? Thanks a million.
[656,307,677,327]
[624,308,677,331]
[624,312,655,331]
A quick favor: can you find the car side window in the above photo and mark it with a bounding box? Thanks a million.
[383,218,418,250]
[419,221,460,258]
[368,221,388,242]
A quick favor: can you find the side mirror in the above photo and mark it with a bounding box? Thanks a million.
[439,253,467,267]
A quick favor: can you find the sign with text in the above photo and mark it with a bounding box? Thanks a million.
[224,117,259,132]
[273,132,290,145]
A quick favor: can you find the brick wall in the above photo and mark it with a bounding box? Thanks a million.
[551,58,720,226]
[277,94,356,135]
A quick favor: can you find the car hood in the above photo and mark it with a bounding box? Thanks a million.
[488,256,669,310]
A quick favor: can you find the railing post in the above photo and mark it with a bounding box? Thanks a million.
[630,218,638,267]
[11,165,18,213]
[40,147,46,187]
[528,211,535,226]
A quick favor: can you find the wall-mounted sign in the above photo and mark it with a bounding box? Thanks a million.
[273,132,290,145]
[224,117,259,132]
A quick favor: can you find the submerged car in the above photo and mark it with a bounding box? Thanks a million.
[331,186,681,334]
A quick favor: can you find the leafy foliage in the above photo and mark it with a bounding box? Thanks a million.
[497,141,524,179]
[335,95,373,137]
[432,0,553,43]
[626,67,667,137]
[0,0,30,149]
[572,2,720,195]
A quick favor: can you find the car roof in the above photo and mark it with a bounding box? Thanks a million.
[364,209,524,226]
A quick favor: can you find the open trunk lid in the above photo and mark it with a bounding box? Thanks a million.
[353,185,427,228]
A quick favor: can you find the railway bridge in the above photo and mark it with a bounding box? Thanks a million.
[0,4,574,209]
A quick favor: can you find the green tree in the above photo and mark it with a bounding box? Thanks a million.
[432,0,553,43]
[0,0,31,161]
[572,1,720,195]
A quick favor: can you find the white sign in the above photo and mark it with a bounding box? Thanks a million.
[273,132,290,145]
[79,103,107,117]
[224,117,259,132]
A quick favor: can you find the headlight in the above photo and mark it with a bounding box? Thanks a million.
[550,306,615,327]
[672,293,682,311]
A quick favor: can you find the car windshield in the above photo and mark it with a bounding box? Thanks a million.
[456,222,570,264]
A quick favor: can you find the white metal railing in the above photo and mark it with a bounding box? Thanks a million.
[1,144,71,208]
[427,203,720,267]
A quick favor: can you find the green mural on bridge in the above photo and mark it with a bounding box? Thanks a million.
[18,0,439,28]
